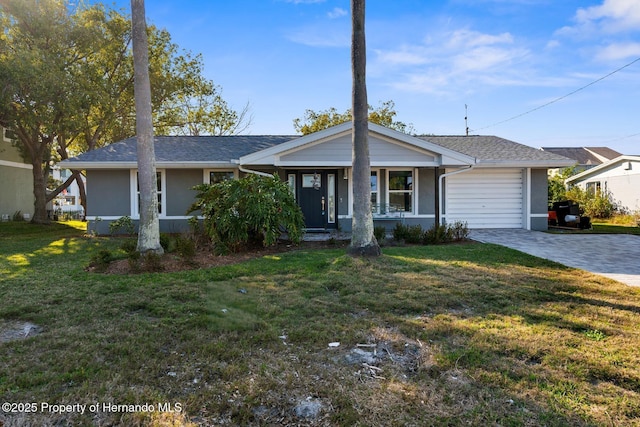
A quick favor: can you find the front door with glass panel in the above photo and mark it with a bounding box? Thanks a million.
[293,170,337,230]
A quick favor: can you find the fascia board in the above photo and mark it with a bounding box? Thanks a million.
[58,161,238,169]
[473,159,576,168]
[566,155,640,183]
[369,123,476,165]
[240,122,352,165]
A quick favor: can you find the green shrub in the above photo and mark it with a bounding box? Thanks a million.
[159,233,172,252]
[12,210,24,221]
[450,220,469,242]
[392,222,409,241]
[175,234,197,262]
[374,226,387,242]
[120,238,137,254]
[126,248,141,272]
[142,251,163,272]
[109,216,135,235]
[565,187,616,219]
[423,224,452,245]
[90,249,114,272]
[392,223,423,243]
[189,174,305,253]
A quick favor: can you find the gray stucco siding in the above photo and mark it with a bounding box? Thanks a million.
[337,175,349,216]
[87,169,130,217]
[417,168,436,215]
[165,169,201,216]
[530,169,549,214]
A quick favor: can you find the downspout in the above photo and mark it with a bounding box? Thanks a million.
[438,165,475,226]
[238,165,274,178]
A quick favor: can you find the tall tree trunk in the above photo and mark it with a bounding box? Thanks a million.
[131,0,163,254]
[30,157,49,223]
[347,0,380,257]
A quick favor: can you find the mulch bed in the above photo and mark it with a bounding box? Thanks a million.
[90,239,349,274]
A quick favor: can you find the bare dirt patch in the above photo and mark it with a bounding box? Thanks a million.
[0,321,43,343]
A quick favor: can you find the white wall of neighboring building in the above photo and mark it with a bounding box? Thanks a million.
[567,156,640,213]
[0,127,34,220]
[49,167,85,216]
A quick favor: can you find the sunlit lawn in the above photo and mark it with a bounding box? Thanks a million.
[0,221,639,426]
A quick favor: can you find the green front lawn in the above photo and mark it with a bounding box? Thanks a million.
[1,221,639,426]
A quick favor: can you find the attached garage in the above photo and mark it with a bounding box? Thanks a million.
[444,168,524,229]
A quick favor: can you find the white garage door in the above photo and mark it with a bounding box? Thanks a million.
[445,168,523,229]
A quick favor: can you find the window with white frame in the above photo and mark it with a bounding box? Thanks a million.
[132,170,165,217]
[388,170,413,213]
[207,170,236,184]
[370,170,379,212]
[586,181,601,195]
[287,174,296,200]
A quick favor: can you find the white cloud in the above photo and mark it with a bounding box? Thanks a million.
[286,23,349,47]
[558,0,640,37]
[575,0,640,32]
[595,42,640,61]
[372,28,532,95]
[327,7,347,19]
[446,29,514,49]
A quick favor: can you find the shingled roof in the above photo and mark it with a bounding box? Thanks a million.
[420,135,571,164]
[540,147,622,166]
[63,135,298,165]
[61,129,572,168]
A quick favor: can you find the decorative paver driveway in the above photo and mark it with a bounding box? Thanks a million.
[470,229,640,287]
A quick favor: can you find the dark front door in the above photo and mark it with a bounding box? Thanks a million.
[296,170,337,230]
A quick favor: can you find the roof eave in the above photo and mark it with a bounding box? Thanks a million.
[58,161,239,169]
[474,159,576,168]
[566,155,640,183]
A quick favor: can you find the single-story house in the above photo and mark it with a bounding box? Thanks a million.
[0,127,34,221]
[565,155,640,213]
[541,146,622,175]
[60,122,572,234]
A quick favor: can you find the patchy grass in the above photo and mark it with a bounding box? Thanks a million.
[1,222,639,426]
[590,223,640,235]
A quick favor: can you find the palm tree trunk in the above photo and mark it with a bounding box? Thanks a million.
[131,0,163,254]
[347,0,380,257]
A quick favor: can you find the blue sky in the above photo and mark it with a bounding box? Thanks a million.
[102,0,640,154]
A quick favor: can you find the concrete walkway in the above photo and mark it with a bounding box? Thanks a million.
[470,229,640,287]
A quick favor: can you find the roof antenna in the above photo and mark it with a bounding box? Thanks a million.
[465,104,469,136]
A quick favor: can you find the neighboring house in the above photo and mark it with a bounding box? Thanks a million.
[60,122,572,234]
[541,147,622,175]
[47,166,85,218]
[0,127,34,221]
[565,155,640,213]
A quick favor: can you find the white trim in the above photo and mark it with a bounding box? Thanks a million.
[474,160,573,168]
[203,169,238,183]
[438,166,475,225]
[59,161,237,169]
[370,168,379,213]
[338,214,435,220]
[240,121,477,167]
[275,160,353,167]
[526,168,531,230]
[87,215,203,221]
[0,159,32,170]
[566,155,640,184]
[530,213,548,218]
[130,169,166,219]
[238,166,274,177]
[386,168,416,215]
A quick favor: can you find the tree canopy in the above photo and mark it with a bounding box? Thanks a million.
[0,0,249,222]
[293,100,414,135]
